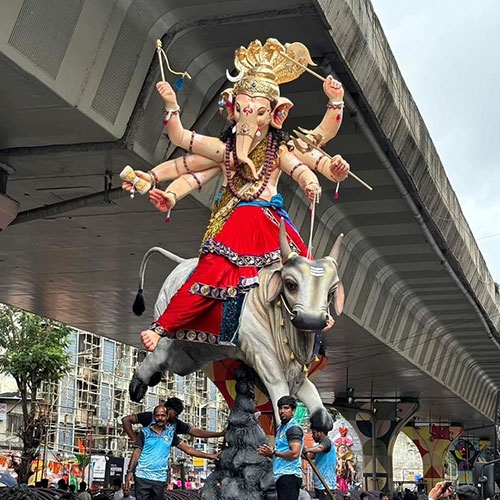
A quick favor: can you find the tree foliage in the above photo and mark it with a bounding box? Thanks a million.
[0,304,73,484]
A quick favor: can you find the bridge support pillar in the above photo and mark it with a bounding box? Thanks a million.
[336,399,419,492]
[404,424,465,488]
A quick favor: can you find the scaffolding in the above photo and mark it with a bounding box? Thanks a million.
[25,330,229,461]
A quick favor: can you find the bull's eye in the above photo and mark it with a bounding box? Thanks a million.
[285,279,298,293]
[328,285,338,301]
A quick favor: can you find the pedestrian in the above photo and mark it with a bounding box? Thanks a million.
[304,424,337,500]
[122,396,225,443]
[77,481,92,500]
[122,485,136,500]
[125,404,218,500]
[257,395,304,500]
[112,478,123,500]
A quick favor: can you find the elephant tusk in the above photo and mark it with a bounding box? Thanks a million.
[226,67,244,83]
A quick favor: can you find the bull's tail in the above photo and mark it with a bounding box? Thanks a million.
[132,247,187,316]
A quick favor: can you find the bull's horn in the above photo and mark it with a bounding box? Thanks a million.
[328,233,344,262]
[279,219,295,264]
[226,67,244,83]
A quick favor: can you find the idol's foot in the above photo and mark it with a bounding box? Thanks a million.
[141,330,160,351]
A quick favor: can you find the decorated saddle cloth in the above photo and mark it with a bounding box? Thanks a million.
[151,196,307,346]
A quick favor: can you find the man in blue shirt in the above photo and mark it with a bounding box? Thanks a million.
[122,396,226,443]
[258,395,304,500]
[125,404,218,500]
[304,425,337,500]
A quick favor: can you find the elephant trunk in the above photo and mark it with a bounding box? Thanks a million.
[235,127,258,180]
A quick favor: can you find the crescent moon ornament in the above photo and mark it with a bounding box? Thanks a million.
[226,67,244,83]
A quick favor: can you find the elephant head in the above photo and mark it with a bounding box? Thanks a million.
[227,93,293,179]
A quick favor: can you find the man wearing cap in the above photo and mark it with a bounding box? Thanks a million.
[258,395,304,500]
[122,396,225,443]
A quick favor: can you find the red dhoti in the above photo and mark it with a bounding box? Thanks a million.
[151,202,307,344]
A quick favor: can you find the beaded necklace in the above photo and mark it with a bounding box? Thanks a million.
[200,132,279,246]
[224,132,278,202]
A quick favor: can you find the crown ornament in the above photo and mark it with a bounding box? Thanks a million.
[227,38,316,101]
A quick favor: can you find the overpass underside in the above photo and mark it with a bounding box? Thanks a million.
[0,0,499,437]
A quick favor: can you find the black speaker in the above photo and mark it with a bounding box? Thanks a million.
[473,461,495,500]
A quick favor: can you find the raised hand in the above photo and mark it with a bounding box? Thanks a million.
[149,189,177,212]
[330,154,349,182]
[323,75,344,102]
[156,81,179,109]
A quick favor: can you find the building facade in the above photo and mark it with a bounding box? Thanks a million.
[0,329,228,469]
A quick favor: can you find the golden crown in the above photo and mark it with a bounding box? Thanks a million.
[230,38,315,101]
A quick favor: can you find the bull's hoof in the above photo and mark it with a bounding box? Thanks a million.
[148,371,162,387]
[129,375,148,402]
[309,408,333,433]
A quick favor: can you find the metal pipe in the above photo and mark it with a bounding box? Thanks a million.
[11,187,126,225]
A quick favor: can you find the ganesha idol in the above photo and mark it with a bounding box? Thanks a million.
[121,38,351,351]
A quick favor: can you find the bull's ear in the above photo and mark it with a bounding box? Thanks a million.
[267,270,283,303]
[333,281,345,315]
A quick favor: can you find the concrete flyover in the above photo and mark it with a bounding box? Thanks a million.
[0,0,499,451]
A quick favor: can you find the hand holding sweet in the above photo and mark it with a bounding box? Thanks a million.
[305,182,322,203]
[121,169,151,192]
[156,81,179,110]
[330,154,349,182]
[323,75,344,102]
[149,189,177,212]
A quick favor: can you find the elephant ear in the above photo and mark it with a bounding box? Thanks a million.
[271,97,294,129]
[266,270,283,303]
[333,281,345,316]
[220,88,235,121]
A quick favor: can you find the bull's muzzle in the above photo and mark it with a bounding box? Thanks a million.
[291,310,328,331]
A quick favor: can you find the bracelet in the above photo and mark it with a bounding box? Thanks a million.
[148,170,159,188]
[188,130,196,154]
[314,155,326,172]
[164,104,180,113]
[182,155,202,191]
[326,102,344,111]
[127,469,134,474]
[163,106,181,125]
[165,191,178,203]
[290,163,305,181]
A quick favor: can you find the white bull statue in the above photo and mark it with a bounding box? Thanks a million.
[130,222,344,431]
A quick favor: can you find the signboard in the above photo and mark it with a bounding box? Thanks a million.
[193,443,206,470]
[91,455,107,487]
[106,456,125,486]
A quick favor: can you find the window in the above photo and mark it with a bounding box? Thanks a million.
[102,340,115,373]
[99,383,113,420]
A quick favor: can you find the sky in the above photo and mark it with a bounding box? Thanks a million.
[370,0,500,283]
